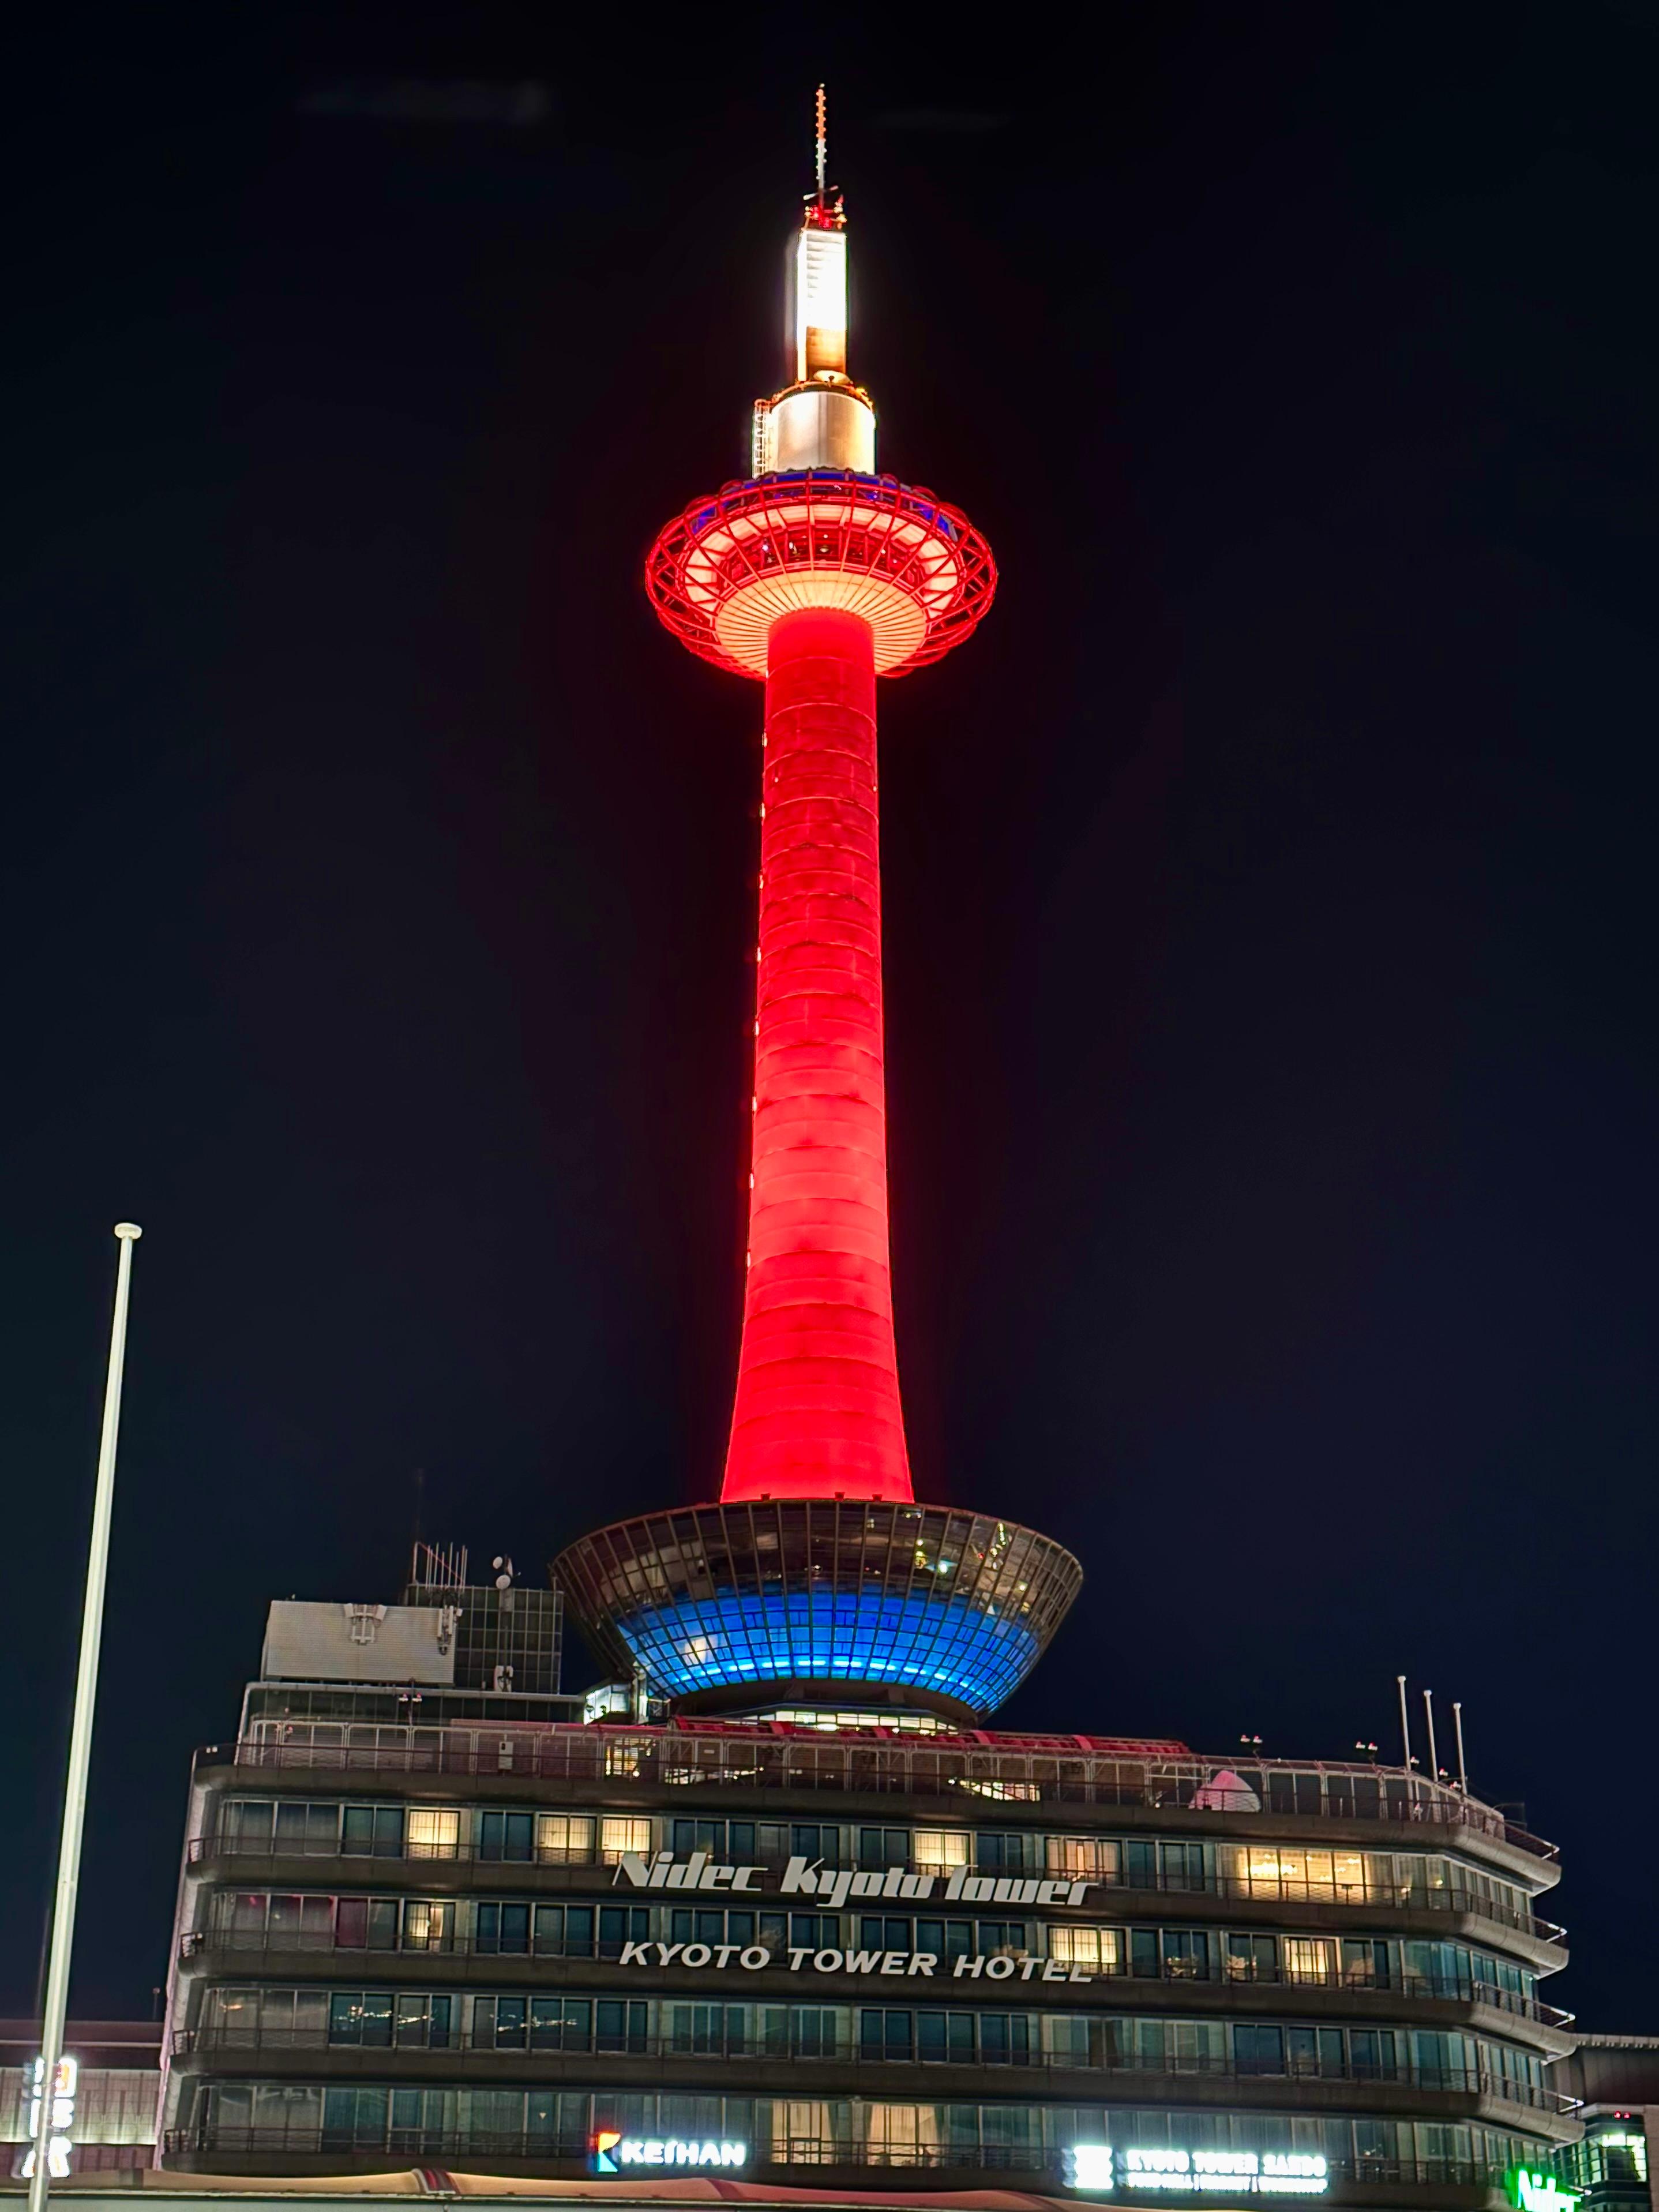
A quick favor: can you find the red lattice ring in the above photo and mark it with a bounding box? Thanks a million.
[645,471,997,680]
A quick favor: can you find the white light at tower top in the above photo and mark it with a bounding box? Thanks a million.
[792,224,847,380]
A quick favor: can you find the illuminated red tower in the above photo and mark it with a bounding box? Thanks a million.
[556,99,1078,1723]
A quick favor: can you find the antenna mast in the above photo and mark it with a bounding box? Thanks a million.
[815,83,827,209]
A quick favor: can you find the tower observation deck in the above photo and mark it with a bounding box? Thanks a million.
[554,103,1079,1724]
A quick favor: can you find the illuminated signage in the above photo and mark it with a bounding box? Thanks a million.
[593,2134,746,2173]
[604,1853,1101,1981]
[613,1850,1099,1910]
[1509,2172,1579,2212]
[1065,2147,1328,2196]
[21,2057,77,2180]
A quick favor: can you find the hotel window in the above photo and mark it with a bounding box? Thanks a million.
[402,1900,455,1951]
[340,1804,403,1857]
[913,1829,970,1875]
[335,1898,399,1949]
[600,1816,651,1864]
[1161,1929,1213,1978]
[406,1808,459,1858]
[265,1894,333,1945]
[1048,1925,1121,1973]
[791,1824,842,1860]
[977,1832,1041,1873]
[1046,1836,1119,1880]
[537,1813,594,1861]
[859,1828,912,1868]
[1227,1932,1276,1981]
[771,2101,835,2163]
[1283,1936,1336,1983]
[1343,1939,1390,1986]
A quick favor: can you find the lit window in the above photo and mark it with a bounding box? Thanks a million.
[1048,1837,1120,1879]
[537,1813,594,1861]
[913,1829,970,1874]
[1332,1852,1367,1896]
[1283,1937,1335,1983]
[406,1808,459,1858]
[600,1817,652,1864]
[1049,1925,1120,1972]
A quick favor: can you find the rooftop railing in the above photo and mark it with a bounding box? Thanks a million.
[201,1733,1556,1861]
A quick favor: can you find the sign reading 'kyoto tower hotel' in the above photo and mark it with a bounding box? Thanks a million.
[555,105,1081,1726]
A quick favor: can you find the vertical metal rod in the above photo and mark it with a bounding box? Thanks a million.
[1422,1688,1439,1784]
[815,84,827,205]
[1396,1674,1413,1772]
[28,1224,142,2212]
[1452,1701,1468,1793]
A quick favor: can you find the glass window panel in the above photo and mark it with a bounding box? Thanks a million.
[913,1830,969,1873]
[1049,1925,1120,1972]
[600,1816,652,1864]
[537,1813,594,1861]
[406,1809,459,1858]
[1283,1936,1335,1982]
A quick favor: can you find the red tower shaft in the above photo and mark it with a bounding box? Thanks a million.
[720,604,913,1505]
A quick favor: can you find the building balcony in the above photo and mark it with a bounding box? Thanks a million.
[164,2027,1579,2137]
[192,1735,1556,1874]
[171,1934,1573,2051]
[156,2128,1532,2206]
[179,1837,1566,1961]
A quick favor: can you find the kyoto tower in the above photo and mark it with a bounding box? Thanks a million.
[555,98,1080,1726]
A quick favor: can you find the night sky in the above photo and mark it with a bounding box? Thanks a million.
[8,6,1656,2033]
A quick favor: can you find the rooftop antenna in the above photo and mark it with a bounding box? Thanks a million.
[1452,1700,1468,1793]
[1395,1674,1414,1771]
[815,83,827,210]
[1422,1688,1439,1785]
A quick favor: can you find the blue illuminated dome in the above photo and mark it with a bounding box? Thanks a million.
[553,1502,1080,1726]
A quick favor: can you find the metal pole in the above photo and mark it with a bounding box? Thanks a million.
[28,1224,141,2212]
[1452,1701,1468,1794]
[1422,1689,1439,1784]
[1395,1674,1413,1772]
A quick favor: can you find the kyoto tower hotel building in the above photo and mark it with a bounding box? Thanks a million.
[159,114,1580,2211]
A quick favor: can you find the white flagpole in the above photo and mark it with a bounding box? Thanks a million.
[28,1224,142,2212]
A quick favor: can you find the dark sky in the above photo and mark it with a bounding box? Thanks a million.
[8,4,1655,2033]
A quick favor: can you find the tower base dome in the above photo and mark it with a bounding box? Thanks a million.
[552,1500,1081,1725]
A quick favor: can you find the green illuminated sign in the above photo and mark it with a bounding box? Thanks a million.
[1508,2170,1579,2212]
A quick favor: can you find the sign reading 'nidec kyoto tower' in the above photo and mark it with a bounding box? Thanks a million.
[555,103,1080,1726]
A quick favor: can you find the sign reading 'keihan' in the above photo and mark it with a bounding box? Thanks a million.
[613,1850,1101,1910]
